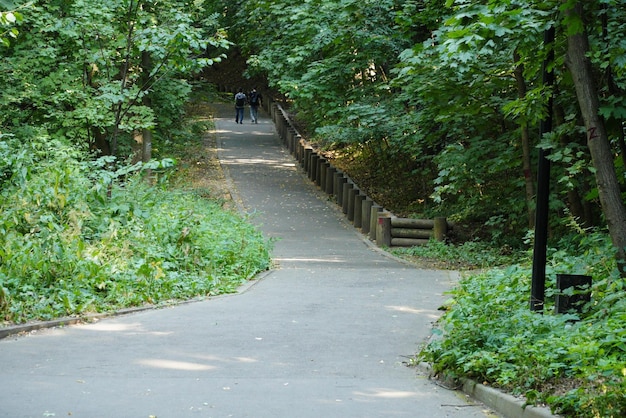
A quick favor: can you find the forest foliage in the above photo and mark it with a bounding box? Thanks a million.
[1,1,625,416]
[220,0,626,251]
[0,132,271,322]
[0,0,270,323]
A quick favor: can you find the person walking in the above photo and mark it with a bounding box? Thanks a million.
[234,88,246,124]
[248,87,262,124]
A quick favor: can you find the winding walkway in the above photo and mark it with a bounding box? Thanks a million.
[0,104,494,417]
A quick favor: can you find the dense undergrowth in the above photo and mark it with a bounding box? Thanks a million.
[391,239,522,270]
[0,113,271,325]
[414,233,625,417]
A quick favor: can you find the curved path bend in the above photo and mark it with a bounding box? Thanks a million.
[0,104,495,417]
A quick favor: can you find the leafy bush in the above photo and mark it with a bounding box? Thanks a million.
[0,133,271,323]
[419,232,625,417]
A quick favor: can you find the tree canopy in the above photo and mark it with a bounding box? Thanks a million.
[4,1,624,257]
[1,0,229,158]
[2,1,625,275]
[215,0,626,267]
[1,2,624,414]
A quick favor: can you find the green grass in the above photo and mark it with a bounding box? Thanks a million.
[391,239,524,270]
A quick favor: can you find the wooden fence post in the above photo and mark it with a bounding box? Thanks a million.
[335,172,347,205]
[310,153,319,182]
[325,166,336,195]
[369,205,382,240]
[376,214,392,247]
[295,136,303,164]
[347,187,358,221]
[304,148,312,174]
[433,217,448,242]
[316,158,325,187]
[353,193,365,228]
[342,180,353,214]
[361,198,373,235]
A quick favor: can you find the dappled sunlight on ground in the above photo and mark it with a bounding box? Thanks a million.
[217,149,299,171]
[274,257,347,263]
[352,388,420,399]
[78,321,173,336]
[222,157,294,167]
[137,358,216,371]
[386,305,440,319]
[216,128,274,137]
[137,353,259,372]
[189,353,258,364]
[79,322,142,332]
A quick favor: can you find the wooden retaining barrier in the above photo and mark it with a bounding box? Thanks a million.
[267,101,451,247]
[217,86,451,248]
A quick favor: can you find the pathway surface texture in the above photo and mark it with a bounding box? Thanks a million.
[0,104,496,418]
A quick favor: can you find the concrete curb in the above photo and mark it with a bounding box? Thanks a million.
[0,270,274,341]
[418,362,558,418]
[460,378,557,418]
[0,307,153,340]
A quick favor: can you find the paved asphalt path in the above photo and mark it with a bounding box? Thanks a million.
[0,104,496,417]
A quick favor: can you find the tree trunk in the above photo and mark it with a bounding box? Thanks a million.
[141,50,152,163]
[513,52,535,229]
[111,0,138,157]
[91,129,111,156]
[565,3,626,274]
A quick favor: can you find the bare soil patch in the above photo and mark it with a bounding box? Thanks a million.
[172,102,234,208]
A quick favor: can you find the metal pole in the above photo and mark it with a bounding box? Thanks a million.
[530,26,555,312]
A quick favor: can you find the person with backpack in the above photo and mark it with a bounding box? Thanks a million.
[248,87,262,124]
[234,88,247,124]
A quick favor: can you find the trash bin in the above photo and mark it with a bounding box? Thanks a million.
[555,274,592,314]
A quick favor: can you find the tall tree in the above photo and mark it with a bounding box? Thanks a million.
[393,1,554,236]
[564,1,626,273]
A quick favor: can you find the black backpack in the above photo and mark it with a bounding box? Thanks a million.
[249,92,259,105]
[235,94,246,107]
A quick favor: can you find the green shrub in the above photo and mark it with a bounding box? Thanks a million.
[0,134,271,323]
[419,233,625,417]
